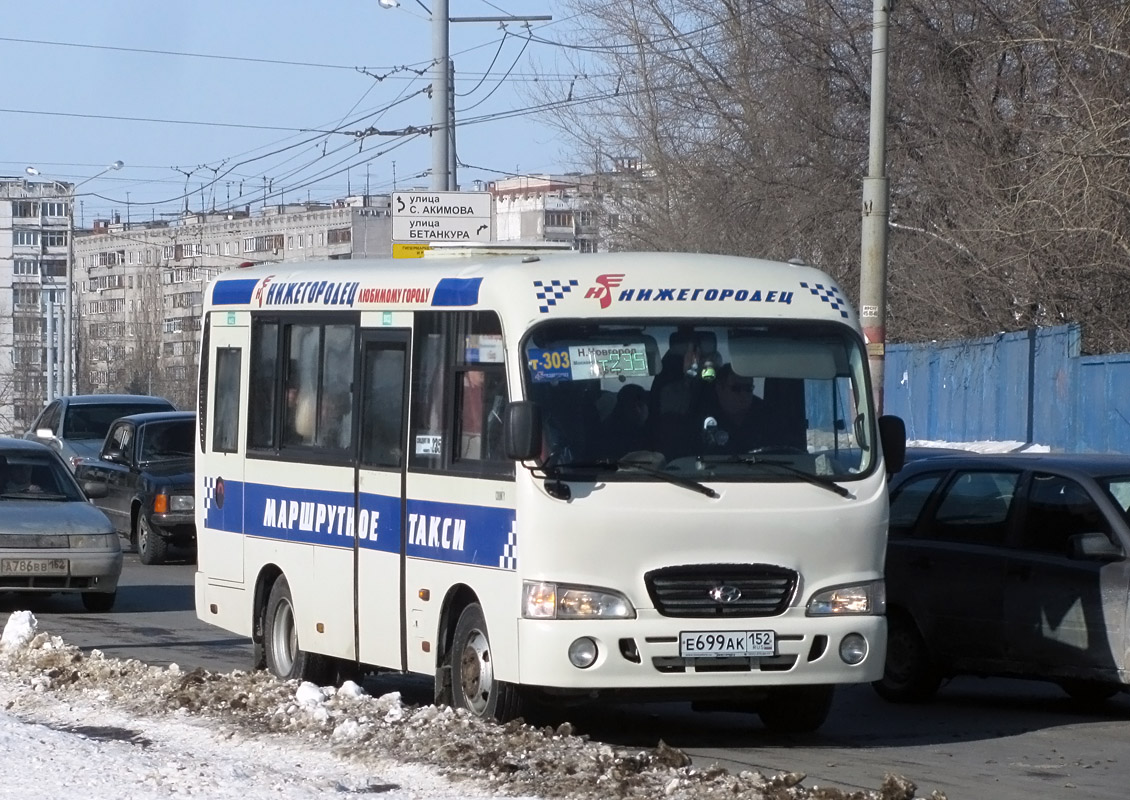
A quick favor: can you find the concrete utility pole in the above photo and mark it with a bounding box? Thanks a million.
[859,0,891,414]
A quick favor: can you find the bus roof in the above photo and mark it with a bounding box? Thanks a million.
[205,250,858,328]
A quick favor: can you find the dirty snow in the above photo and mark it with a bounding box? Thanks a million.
[0,611,947,800]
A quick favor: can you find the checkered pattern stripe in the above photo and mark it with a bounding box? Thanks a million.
[799,281,849,319]
[533,279,579,313]
[498,520,518,570]
[203,476,219,511]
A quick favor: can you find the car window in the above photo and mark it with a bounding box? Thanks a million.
[107,422,135,458]
[927,469,1020,545]
[141,420,195,460]
[1100,477,1130,523]
[34,402,61,434]
[66,403,173,441]
[888,473,944,537]
[0,453,82,500]
[1022,473,1111,556]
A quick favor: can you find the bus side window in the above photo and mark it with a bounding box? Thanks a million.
[456,369,507,463]
[361,341,406,468]
[212,347,242,453]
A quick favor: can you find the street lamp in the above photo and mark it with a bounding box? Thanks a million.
[378,1,551,192]
[26,160,124,398]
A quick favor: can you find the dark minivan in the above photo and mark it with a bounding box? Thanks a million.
[879,452,1130,704]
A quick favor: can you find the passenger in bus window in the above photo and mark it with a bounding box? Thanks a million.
[318,392,352,449]
[600,383,650,460]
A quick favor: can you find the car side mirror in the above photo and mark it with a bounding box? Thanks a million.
[503,401,542,461]
[879,414,907,474]
[35,427,58,442]
[1069,531,1123,562]
[102,449,128,466]
[83,481,109,500]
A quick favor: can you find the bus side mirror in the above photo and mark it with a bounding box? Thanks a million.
[879,414,907,475]
[503,401,542,461]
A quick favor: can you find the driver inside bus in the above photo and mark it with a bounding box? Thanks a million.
[700,364,764,454]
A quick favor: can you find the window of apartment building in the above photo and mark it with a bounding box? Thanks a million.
[297,234,304,249]
[545,212,573,228]
[14,260,39,276]
[578,211,594,227]
[12,201,38,217]
[287,235,294,249]
[307,234,313,248]
[42,202,67,218]
[13,289,40,307]
[146,249,154,264]
[609,214,620,229]
[163,245,176,260]
[13,317,44,335]
[183,243,202,257]
[578,239,597,253]
[327,227,351,245]
[318,232,324,246]
[42,261,66,278]
[14,230,40,246]
[43,231,68,247]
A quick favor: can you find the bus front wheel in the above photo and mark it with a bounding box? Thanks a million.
[263,576,333,685]
[450,603,523,722]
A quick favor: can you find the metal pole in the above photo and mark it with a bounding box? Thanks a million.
[432,0,450,192]
[63,188,75,396]
[45,297,56,403]
[859,0,891,414]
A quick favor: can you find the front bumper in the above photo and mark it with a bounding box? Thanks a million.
[516,610,886,693]
[148,511,197,544]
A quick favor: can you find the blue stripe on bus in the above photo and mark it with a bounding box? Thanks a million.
[203,479,517,570]
[212,279,260,305]
[431,277,482,307]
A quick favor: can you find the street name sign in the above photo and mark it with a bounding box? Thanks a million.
[392,191,492,243]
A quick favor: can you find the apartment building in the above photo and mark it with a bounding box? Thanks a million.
[0,176,73,435]
[74,195,394,411]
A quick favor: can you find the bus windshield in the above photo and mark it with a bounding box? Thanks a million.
[523,320,876,481]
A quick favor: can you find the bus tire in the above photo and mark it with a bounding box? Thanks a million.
[264,575,333,685]
[450,602,523,722]
[136,515,168,566]
[757,684,835,733]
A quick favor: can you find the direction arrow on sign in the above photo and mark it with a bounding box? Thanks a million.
[392,190,492,243]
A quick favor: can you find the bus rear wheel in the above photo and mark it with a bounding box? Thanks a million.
[450,603,523,722]
[264,575,333,685]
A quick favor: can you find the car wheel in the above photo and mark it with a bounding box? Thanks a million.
[81,591,116,613]
[757,685,835,733]
[873,614,941,703]
[449,602,523,722]
[1059,679,1121,704]
[136,514,168,566]
[263,575,333,684]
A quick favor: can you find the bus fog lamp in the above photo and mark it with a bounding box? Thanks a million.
[839,633,868,665]
[568,637,598,668]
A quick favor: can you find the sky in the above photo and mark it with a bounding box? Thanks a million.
[1,0,577,226]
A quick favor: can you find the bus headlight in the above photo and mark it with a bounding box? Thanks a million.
[522,581,636,619]
[806,581,885,616]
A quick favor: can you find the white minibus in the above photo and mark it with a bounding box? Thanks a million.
[195,248,905,732]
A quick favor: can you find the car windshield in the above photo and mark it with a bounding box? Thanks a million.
[0,452,83,500]
[522,319,877,482]
[65,403,171,441]
[139,420,195,460]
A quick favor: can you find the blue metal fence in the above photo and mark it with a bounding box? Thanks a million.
[882,324,1130,454]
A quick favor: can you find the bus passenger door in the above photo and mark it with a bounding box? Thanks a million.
[198,316,249,585]
[355,330,410,671]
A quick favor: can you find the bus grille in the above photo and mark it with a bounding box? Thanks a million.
[645,564,797,618]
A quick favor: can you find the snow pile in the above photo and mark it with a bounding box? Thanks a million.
[0,612,944,800]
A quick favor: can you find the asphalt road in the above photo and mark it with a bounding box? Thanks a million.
[3,552,1130,799]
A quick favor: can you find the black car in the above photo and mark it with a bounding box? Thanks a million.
[878,452,1130,704]
[75,411,196,565]
[25,394,176,471]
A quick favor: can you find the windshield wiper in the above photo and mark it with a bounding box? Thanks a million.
[543,458,718,498]
[706,455,853,498]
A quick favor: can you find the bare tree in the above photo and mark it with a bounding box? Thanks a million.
[536,0,1130,352]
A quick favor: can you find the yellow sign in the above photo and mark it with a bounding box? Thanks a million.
[393,242,430,259]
